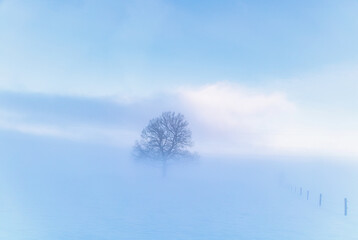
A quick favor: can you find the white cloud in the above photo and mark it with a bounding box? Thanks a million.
[178,82,297,155]
[178,82,358,158]
[180,82,295,128]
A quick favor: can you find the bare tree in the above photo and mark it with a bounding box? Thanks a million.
[133,111,194,176]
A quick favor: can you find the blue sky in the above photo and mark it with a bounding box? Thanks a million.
[1,0,358,157]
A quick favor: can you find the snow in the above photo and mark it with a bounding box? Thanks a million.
[0,131,358,239]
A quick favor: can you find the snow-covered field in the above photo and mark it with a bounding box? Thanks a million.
[1,132,358,239]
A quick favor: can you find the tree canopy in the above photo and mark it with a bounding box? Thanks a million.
[133,111,194,168]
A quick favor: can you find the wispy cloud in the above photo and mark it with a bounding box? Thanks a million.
[0,110,137,147]
[0,92,142,146]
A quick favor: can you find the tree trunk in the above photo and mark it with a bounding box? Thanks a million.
[162,159,167,177]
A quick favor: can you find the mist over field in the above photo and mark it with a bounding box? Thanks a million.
[1,117,358,239]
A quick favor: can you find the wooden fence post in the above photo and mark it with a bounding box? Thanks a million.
[319,193,322,207]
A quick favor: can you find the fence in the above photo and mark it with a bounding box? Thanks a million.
[289,184,350,217]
